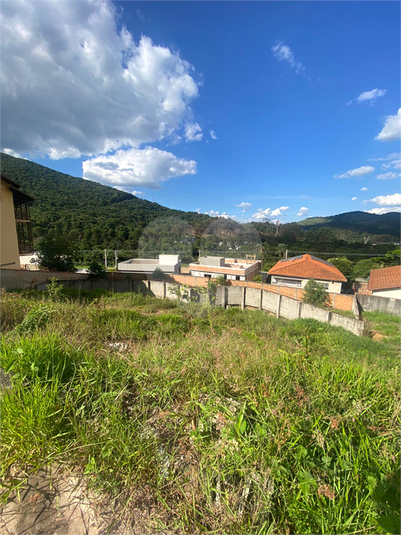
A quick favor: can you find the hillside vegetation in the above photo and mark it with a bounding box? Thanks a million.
[1,288,399,534]
[1,153,399,265]
[0,152,210,252]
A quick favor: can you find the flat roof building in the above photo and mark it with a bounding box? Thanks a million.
[118,254,181,275]
[189,256,261,282]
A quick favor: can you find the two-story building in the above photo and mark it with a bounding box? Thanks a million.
[1,175,34,269]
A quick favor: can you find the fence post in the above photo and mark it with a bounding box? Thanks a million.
[276,294,282,318]
[259,289,263,310]
[241,287,246,310]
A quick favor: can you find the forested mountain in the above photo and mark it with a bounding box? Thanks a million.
[298,211,400,238]
[1,152,211,251]
[1,153,399,263]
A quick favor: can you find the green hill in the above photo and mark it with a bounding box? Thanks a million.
[298,211,400,238]
[1,152,211,251]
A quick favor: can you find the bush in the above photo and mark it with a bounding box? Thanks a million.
[302,279,329,307]
[88,261,107,279]
[152,267,165,280]
[34,234,77,272]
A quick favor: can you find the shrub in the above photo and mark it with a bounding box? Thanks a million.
[34,234,77,272]
[302,279,329,307]
[152,267,165,280]
[88,261,107,279]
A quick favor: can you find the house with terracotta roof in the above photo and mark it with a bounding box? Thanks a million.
[189,256,261,282]
[367,265,401,299]
[268,254,347,294]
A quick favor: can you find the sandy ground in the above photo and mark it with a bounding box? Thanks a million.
[0,466,159,535]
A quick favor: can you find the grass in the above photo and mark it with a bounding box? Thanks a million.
[1,288,400,534]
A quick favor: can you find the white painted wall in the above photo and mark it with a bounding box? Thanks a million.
[372,288,401,299]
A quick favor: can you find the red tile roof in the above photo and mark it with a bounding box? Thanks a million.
[268,254,347,282]
[368,265,401,291]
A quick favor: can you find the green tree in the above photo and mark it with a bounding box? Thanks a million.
[35,234,77,272]
[327,257,354,280]
[353,259,378,279]
[303,279,329,307]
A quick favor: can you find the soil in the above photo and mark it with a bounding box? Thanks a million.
[0,466,161,535]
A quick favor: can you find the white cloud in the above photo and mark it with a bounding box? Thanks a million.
[185,122,203,142]
[3,148,22,158]
[82,147,196,189]
[360,187,369,191]
[250,206,289,221]
[236,202,253,212]
[335,165,375,179]
[205,210,220,217]
[376,171,401,180]
[132,190,143,197]
[375,109,401,142]
[365,207,401,215]
[0,0,201,158]
[271,42,306,76]
[210,130,217,140]
[297,207,309,217]
[369,193,401,206]
[356,88,387,103]
[351,197,358,201]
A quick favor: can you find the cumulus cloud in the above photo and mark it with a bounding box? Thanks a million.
[351,197,358,201]
[365,207,401,215]
[236,202,253,212]
[185,123,203,142]
[297,206,309,216]
[368,193,401,206]
[375,109,401,142]
[335,165,374,179]
[132,190,143,197]
[271,42,306,76]
[356,88,387,103]
[205,210,220,217]
[376,171,401,180]
[0,0,201,159]
[210,130,217,140]
[360,187,369,191]
[250,206,289,221]
[82,147,196,189]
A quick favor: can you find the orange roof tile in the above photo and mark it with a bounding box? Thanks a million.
[268,254,347,282]
[368,265,401,291]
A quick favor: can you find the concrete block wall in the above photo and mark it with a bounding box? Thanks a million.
[280,295,302,320]
[356,294,401,316]
[0,269,368,336]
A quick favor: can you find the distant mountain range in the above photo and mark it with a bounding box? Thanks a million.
[1,153,400,251]
[298,211,400,238]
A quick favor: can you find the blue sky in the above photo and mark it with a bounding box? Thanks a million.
[1,0,400,222]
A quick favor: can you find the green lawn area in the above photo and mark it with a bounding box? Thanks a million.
[1,288,399,534]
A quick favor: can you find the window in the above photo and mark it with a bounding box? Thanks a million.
[273,277,302,287]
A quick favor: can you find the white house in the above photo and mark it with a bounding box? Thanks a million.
[368,265,401,299]
[268,254,347,294]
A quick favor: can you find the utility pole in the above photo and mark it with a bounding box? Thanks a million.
[104,249,107,270]
[114,250,118,271]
